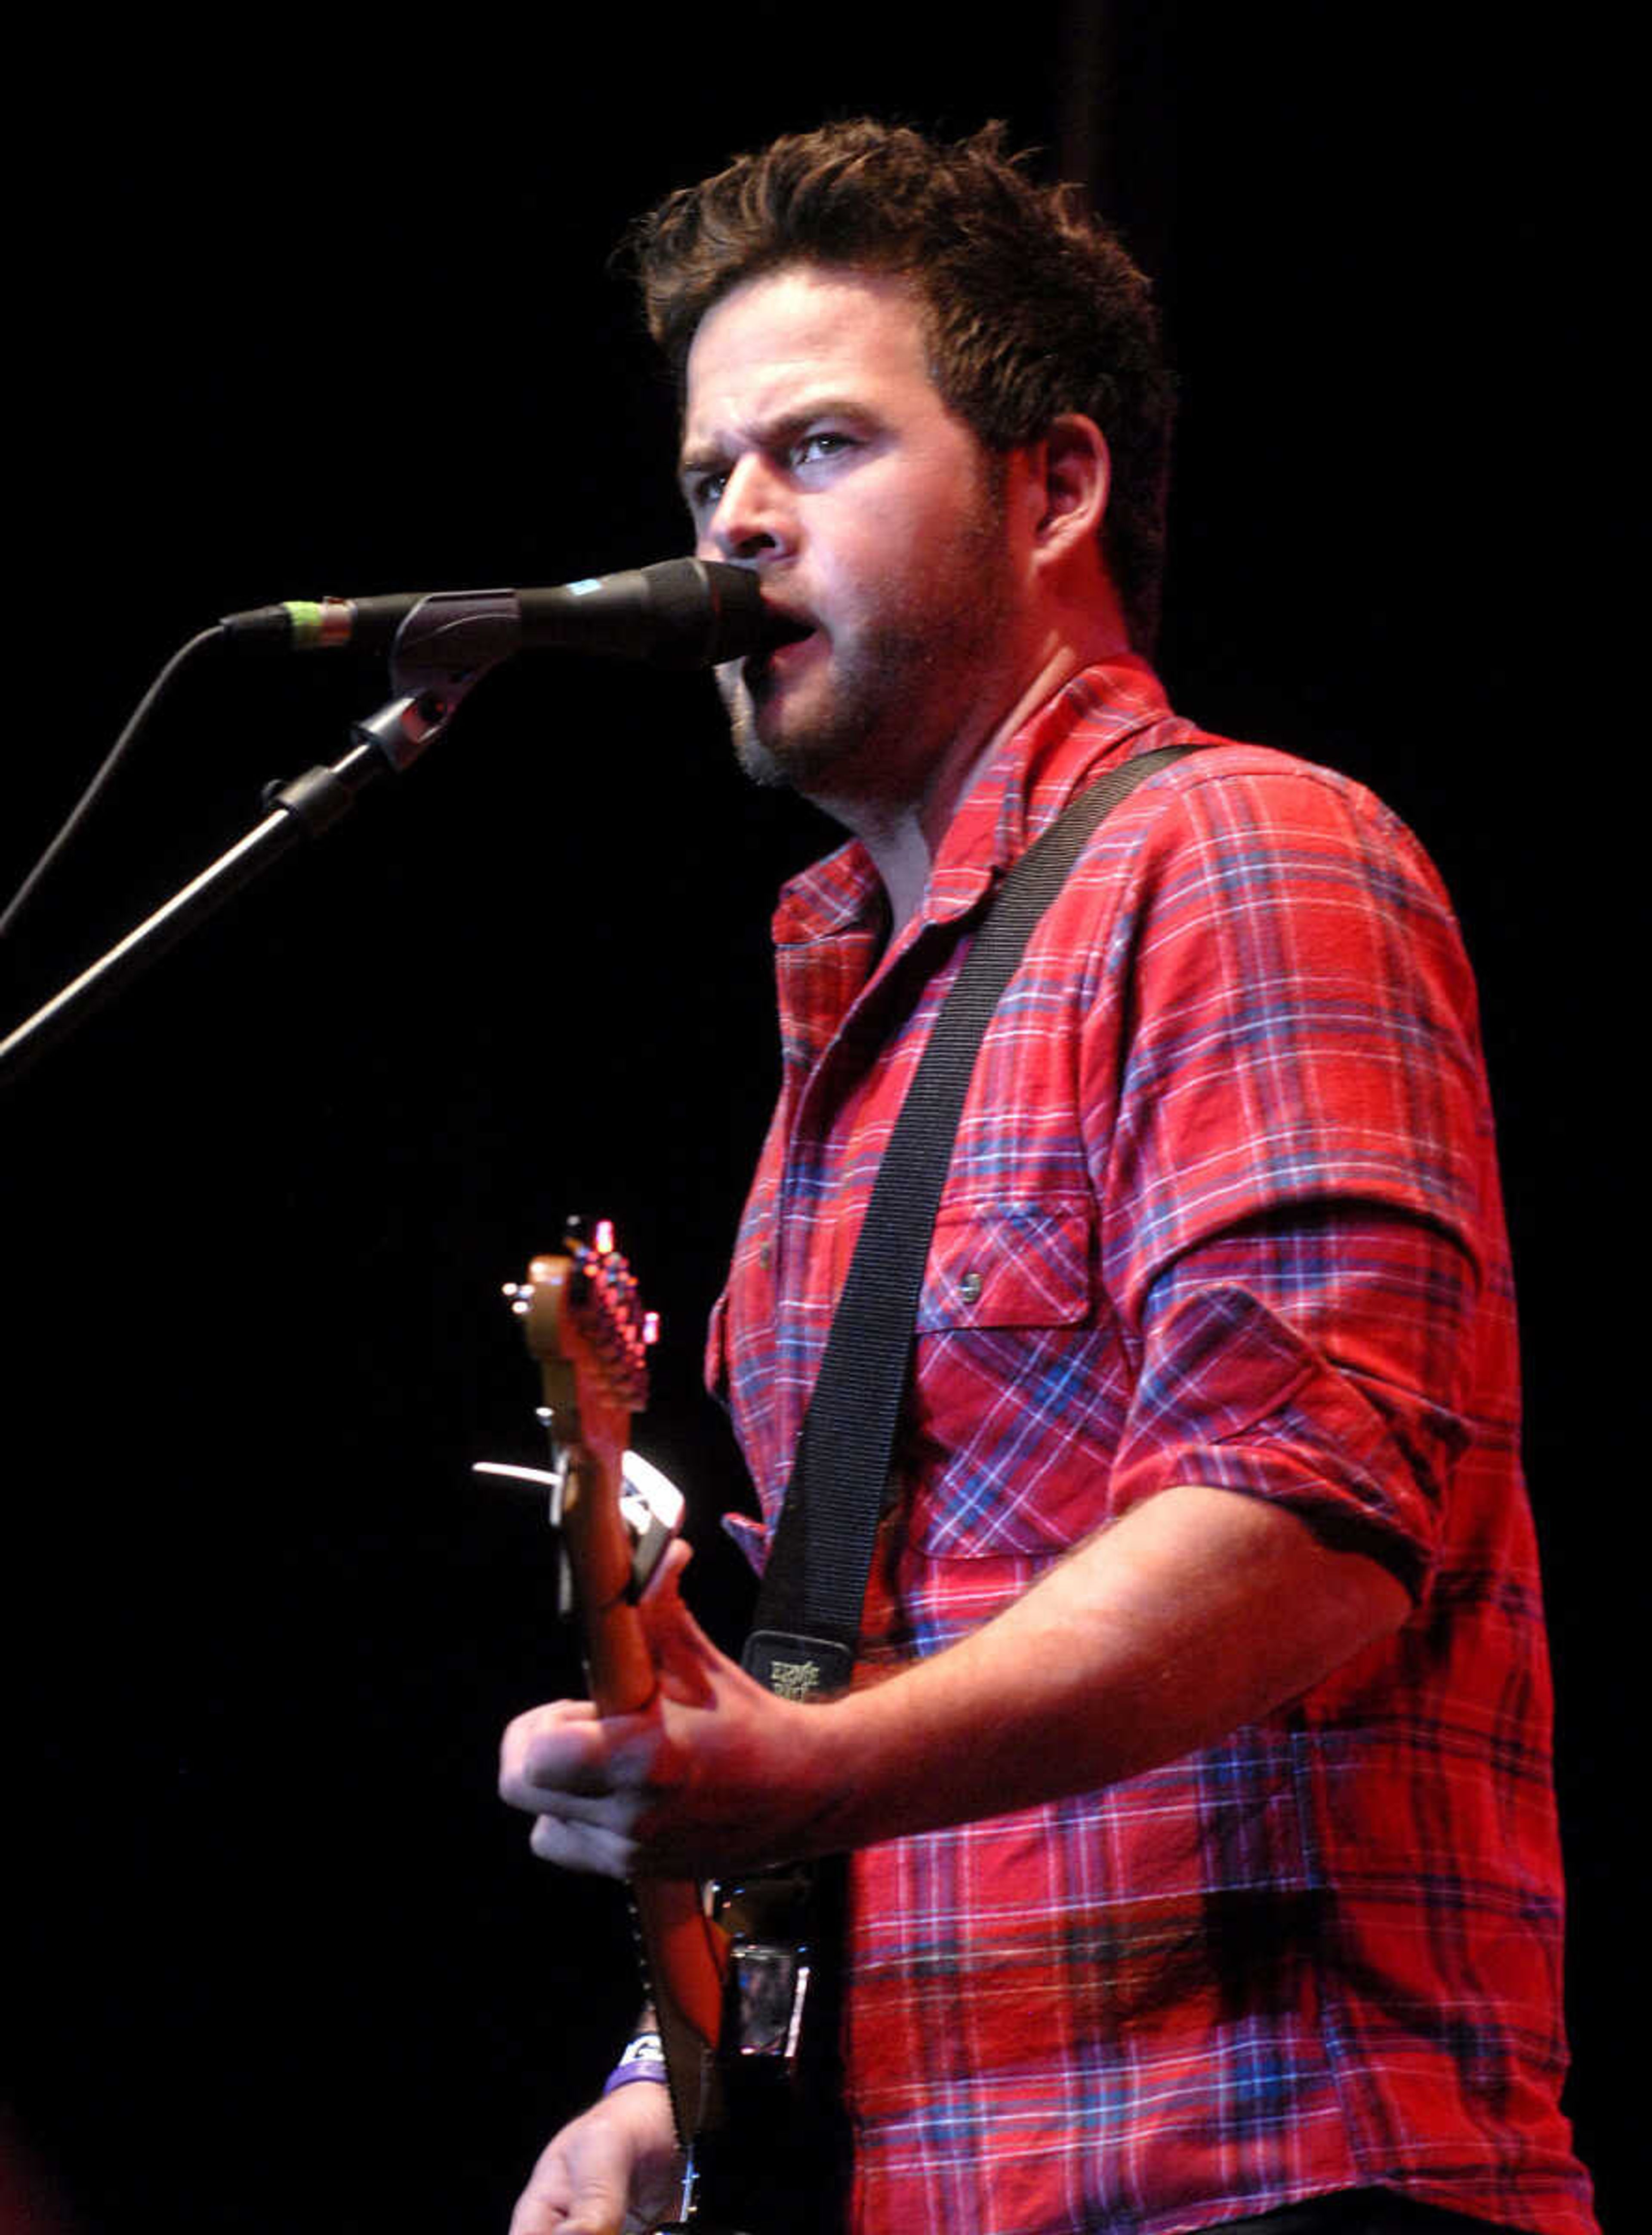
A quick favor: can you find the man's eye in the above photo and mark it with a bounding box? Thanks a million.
[692,471,728,510]
[794,432,853,466]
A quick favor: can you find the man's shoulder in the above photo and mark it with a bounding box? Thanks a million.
[1040,667,1416,855]
[1123,726,1378,801]
[1105,729,1435,872]
[1045,729,1462,971]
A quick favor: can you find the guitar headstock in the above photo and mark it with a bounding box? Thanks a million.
[505,1216,659,1470]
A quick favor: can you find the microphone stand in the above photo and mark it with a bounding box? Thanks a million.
[1,573,751,1092]
[0,678,468,1093]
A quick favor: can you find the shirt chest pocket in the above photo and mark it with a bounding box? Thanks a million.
[915,1198,1096,1334]
[905,1199,1120,1560]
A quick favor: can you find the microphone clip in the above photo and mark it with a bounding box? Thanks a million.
[352,590,519,771]
[390,589,521,694]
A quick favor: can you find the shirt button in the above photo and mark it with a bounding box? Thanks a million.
[958,1270,983,1305]
[760,1244,772,1270]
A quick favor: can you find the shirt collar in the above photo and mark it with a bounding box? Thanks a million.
[771,653,1174,948]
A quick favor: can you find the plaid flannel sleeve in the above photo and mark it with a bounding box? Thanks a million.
[1090,757,1499,1595]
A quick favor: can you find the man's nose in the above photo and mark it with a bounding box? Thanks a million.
[704,454,795,563]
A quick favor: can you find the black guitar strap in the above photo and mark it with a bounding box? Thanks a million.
[742,742,1194,1698]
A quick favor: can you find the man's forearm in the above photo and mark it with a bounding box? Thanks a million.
[785,1481,1411,1857]
[502,1481,1411,1880]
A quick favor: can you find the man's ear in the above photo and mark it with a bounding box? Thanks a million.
[1029,413,1110,557]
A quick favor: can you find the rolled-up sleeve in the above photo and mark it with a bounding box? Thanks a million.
[1089,759,1501,1594]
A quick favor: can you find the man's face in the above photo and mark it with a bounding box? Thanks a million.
[680,264,1023,810]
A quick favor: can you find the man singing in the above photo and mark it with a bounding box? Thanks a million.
[497,121,1597,2235]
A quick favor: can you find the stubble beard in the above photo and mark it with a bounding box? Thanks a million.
[718,480,1014,811]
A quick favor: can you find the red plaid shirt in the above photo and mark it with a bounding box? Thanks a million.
[707,658,1595,2235]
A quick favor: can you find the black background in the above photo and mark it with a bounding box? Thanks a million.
[5,10,1625,2231]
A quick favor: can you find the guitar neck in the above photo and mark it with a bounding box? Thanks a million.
[562,1449,658,1714]
[561,1457,728,2146]
[509,1227,844,2229]
[512,1232,730,2150]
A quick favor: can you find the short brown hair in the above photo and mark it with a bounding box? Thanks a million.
[627,119,1175,646]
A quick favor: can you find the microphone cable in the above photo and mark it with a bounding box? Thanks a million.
[1,623,225,943]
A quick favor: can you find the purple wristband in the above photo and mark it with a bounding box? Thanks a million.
[603,2029,667,2096]
[603,2059,669,2095]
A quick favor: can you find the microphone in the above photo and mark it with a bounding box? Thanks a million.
[219,558,794,671]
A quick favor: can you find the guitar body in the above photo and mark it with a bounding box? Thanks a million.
[683,1864,850,2235]
[508,1220,848,2233]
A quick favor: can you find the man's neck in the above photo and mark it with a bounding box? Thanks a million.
[830,633,1123,940]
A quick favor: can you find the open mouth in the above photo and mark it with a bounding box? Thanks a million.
[747,608,818,691]
[762,602,815,649]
